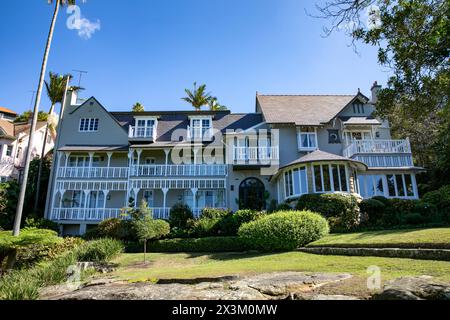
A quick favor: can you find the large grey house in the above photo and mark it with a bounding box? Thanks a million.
[45,83,423,235]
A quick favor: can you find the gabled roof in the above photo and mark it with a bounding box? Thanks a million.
[257,93,369,126]
[0,119,15,139]
[0,107,17,116]
[281,150,368,170]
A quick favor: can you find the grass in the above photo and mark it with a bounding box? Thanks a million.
[308,228,450,249]
[111,251,450,283]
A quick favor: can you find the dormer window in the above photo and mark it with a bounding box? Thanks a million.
[189,116,212,141]
[129,117,158,140]
[353,103,365,114]
[297,127,318,151]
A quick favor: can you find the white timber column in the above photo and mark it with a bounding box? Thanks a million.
[191,188,198,216]
[56,152,63,177]
[64,152,71,168]
[107,152,113,168]
[83,190,90,220]
[193,147,201,165]
[411,174,419,199]
[133,188,141,208]
[164,148,170,176]
[103,190,110,209]
[162,188,169,212]
[79,224,87,236]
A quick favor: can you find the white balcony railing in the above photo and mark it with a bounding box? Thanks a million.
[233,146,279,163]
[131,164,227,177]
[57,167,129,179]
[354,155,414,168]
[128,126,156,139]
[343,139,411,158]
[51,207,225,221]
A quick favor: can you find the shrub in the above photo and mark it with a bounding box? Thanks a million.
[97,218,134,241]
[413,202,439,223]
[133,217,170,261]
[169,203,194,229]
[360,199,386,225]
[24,217,59,232]
[238,211,329,251]
[401,213,427,225]
[189,218,222,238]
[224,210,267,235]
[149,237,246,253]
[275,203,293,212]
[200,208,230,219]
[422,185,450,221]
[296,194,360,232]
[76,238,124,263]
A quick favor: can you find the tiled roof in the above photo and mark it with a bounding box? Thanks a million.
[0,119,15,138]
[111,112,263,142]
[257,94,359,126]
[13,121,48,136]
[0,107,17,116]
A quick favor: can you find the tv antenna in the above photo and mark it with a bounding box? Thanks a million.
[72,69,88,87]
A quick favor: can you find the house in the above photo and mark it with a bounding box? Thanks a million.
[0,118,56,182]
[44,82,423,235]
[0,107,17,122]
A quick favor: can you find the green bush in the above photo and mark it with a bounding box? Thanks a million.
[149,236,246,253]
[200,208,230,219]
[422,185,450,221]
[0,269,41,300]
[76,238,124,263]
[238,211,329,251]
[189,218,222,238]
[296,194,360,232]
[24,217,59,232]
[275,203,293,211]
[169,203,194,229]
[97,218,131,240]
[360,199,386,225]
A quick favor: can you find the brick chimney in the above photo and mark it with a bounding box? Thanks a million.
[371,81,382,104]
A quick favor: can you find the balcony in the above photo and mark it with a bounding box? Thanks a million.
[51,207,225,221]
[131,164,227,177]
[343,139,411,158]
[128,125,156,141]
[233,146,279,164]
[57,167,129,179]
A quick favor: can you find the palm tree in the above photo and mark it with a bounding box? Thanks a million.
[34,72,72,212]
[13,0,76,237]
[182,82,211,111]
[207,97,228,111]
[132,102,145,112]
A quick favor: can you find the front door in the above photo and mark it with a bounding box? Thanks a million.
[239,178,266,210]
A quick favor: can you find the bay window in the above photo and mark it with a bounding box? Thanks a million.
[313,163,349,193]
[358,174,417,199]
[283,166,308,199]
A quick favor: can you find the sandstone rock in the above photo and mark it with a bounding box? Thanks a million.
[374,276,450,300]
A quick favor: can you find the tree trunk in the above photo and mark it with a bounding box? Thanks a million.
[33,103,56,213]
[144,241,147,264]
[13,0,60,236]
[5,249,17,271]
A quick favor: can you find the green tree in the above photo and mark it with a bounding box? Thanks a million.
[13,0,76,236]
[207,97,228,111]
[314,0,449,191]
[34,72,72,212]
[14,111,48,123]
[182,82,212,111]
[132,102,145,112]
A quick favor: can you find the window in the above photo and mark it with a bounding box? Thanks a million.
[88,191,105,209]
[135,119,156,138]
[359,174,416,199]
[328,130,341,144]
[343,131,372,145]
[190,118,212,141]
[143,190,154,207]
[283,166,308,199]
[313,164,349,193]
[298,127,317,151]
[183,190,225,208]
[6,145,13,157]
[79,118,99,132]
[69,156,100,167]
[16,147,22,159]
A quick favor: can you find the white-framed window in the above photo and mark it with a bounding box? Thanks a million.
[79,118,99,132]
[69,156,100,167]
[6,145,13,157]
[343,130,372,145]
[88,191,105,209]
[183,190,225,208]
[189,117,212,141]
[283,166,308,199]
[297,127,318,151]
[358,174,417,199]
[312,163,349,193]
[134,118,157,138]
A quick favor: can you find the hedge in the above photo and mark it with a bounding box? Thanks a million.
[148,236,246,253]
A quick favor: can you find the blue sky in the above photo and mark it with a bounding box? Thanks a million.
[0,0,391,115]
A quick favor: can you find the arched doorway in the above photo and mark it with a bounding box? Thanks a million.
[239,178,266,210]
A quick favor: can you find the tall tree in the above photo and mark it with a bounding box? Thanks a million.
[207,97,227,111]
[13,0,76,237]
[33,73,72,212]
[14,111,49,123]
[182,82,212,111]
[132,102,145,112]
[314,0,449,190]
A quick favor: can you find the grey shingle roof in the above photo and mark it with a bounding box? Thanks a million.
[111,112,263,142]
[58,145,129,152]
[257,94,360,126]
[282,150,368,170]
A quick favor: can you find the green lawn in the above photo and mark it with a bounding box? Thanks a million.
[308,228,450,249]
[111,251,450,283]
